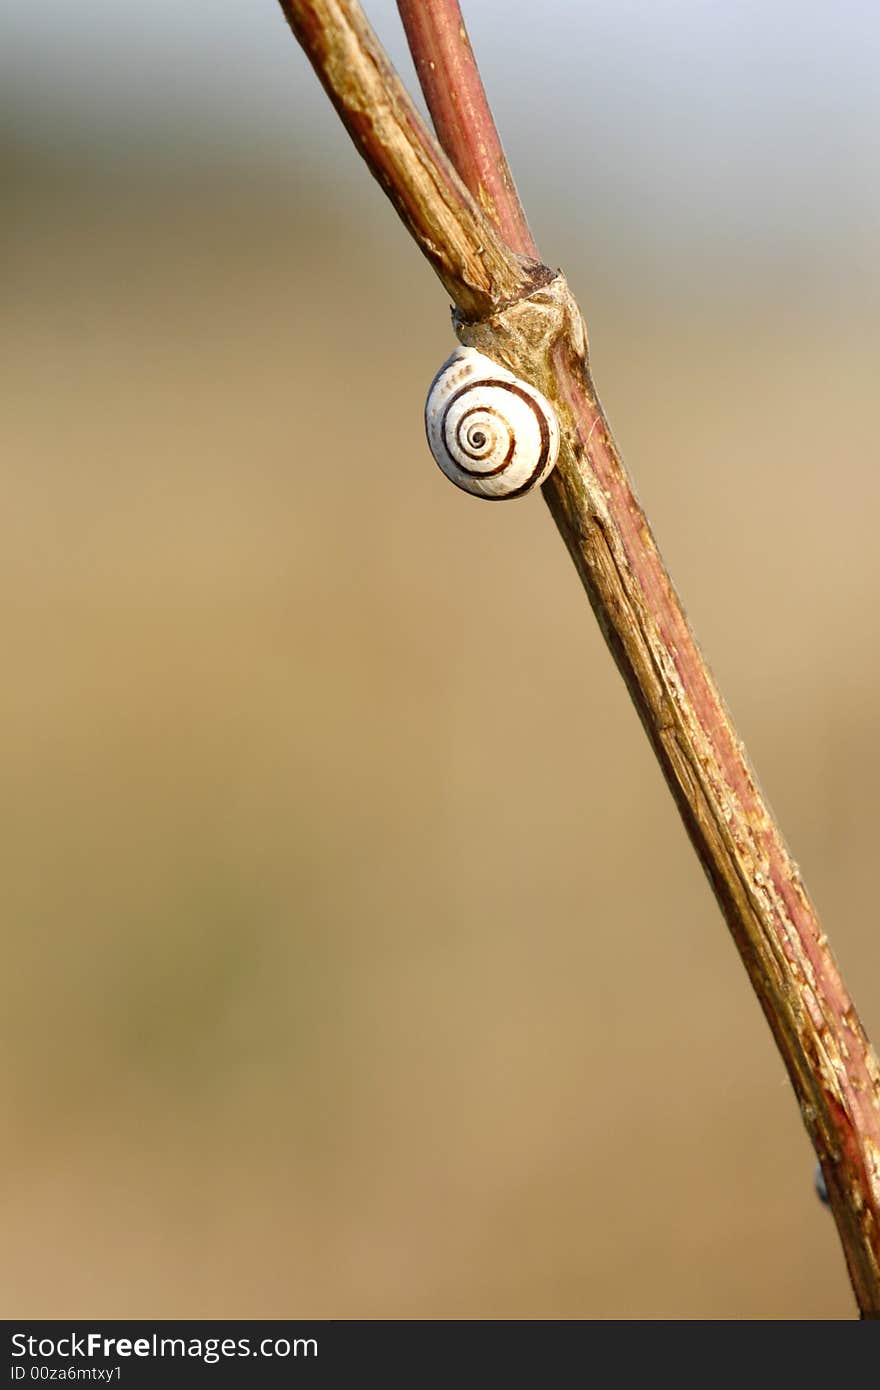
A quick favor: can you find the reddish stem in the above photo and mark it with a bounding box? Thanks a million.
[397,0,880,1316]
[396,0,539,258]
[278,0,880,1315]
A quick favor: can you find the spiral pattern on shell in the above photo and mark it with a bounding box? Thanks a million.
[425,347,560,500]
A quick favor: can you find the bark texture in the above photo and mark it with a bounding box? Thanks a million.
[278,0,880,1314]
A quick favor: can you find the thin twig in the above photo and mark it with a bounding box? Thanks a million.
[396,0,539,257]
[277,0,880,1315]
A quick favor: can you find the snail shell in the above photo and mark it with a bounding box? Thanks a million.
[425,347,560,500]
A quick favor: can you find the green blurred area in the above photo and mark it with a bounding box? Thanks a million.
[3,121,879,1320]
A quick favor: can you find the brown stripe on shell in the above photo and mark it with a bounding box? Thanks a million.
[439,377,551,488]
[451,404,515,477]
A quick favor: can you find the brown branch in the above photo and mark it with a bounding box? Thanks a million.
[396,0,539,258]
[277,0,880,1316]
[277,0,551,320]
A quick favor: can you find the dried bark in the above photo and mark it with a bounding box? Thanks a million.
[278,0,880,1315]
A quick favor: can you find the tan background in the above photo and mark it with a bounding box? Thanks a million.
[3,1,879,1319]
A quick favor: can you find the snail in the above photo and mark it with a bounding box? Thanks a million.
[425,347,560,500]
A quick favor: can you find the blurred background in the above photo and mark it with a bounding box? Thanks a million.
[3,0,879,1320]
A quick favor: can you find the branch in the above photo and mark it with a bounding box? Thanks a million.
[277,0,550,320]
[277,0,880,1316]
[396,0,539,258]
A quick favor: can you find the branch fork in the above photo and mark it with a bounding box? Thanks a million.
[278,0,880,1316]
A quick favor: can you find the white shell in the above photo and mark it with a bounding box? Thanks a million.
[425,347,560,500]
